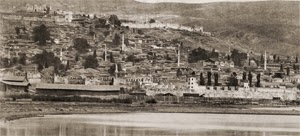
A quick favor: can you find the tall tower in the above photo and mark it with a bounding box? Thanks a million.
[115,63,118,78]
[8,47,11,65]
[177,43,180,67]
[60,47,63,61]
[226,46,231,60]
[247,51,250,66]
[93,33,96,40]
[8,47,11,60]
[104,44,107,61]
[264,50,267,71]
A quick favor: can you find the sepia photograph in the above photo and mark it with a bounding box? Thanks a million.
[0,0,299,135]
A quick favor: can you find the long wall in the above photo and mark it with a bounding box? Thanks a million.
[146,86,298,101]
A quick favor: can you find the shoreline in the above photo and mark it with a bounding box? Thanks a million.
[1,102,300,122]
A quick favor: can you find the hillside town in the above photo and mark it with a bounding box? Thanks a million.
[0,4,300,105]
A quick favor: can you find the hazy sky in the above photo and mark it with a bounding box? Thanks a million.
[135,0,292,3]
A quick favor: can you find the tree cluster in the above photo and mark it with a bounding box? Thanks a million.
[109,15,121,27]
[33,24,51,46]
[33,50,62,73]
[149,19,156,23]
[228,72,238,87]
[84,55,99,69]
[176,68,182,78]
[126,54,142,64]
[188,47,219,63]
[95,18,109,28]
[112,33,121,46]
[231,49,247,67]
[73,38,91,53]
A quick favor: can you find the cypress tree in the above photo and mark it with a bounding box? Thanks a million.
[102,52,106,61]
[93,49,97,58]
[200,73,205,85]
[280,64,284,72]
[19,53,26,65]
[273,55,276,61]
[110,52,115,63]
[207,71,212,86]
[65,60,70,71]
[256,73,261,87]
[242,72,247,81]
[214,73,219,86]
[37,63,43,71]
[75,54,79,62]
[176,68,182,78]
[227,54,230,60]
[248,71,252,87]
[232,72,238,87]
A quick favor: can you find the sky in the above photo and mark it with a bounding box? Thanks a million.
[135,0,293,3]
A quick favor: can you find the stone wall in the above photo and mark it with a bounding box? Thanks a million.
[147,85,298,101]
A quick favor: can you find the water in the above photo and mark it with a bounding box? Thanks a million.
[0,113,300,136]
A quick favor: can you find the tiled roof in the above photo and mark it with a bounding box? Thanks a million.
[36,83,120,92]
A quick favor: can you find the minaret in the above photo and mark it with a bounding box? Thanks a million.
[104,44,107,61]
[177,43,180,67]
[8,47,11,65]
[115,63,118,78]
[60,47,63,61]
[264,50,267,71]
[247,51,250,66]
[8,47,11,60]
[121,33,125,51]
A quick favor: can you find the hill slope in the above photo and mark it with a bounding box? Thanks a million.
[0,0,299,55]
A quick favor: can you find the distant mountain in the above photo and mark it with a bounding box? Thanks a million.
[0,0,299,55]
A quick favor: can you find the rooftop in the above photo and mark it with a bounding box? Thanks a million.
[1,81,30,87]
[36,83,120,92]
[2,76,27,82]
